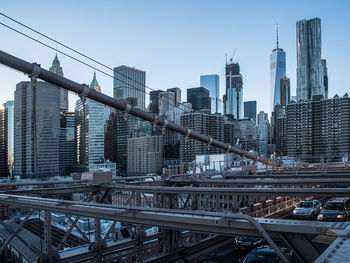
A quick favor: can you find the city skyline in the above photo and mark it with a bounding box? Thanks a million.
[1,1,350,115]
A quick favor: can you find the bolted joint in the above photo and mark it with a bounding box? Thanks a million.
[29,62,41,83]
[79,84,90,103]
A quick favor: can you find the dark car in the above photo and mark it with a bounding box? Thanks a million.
[317,197,350,222]
[241,246,293,263]
[233,236,264,251]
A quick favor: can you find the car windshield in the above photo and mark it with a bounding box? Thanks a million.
[245,253,275,263]
[324,202,344,210]
[298,202,313,208]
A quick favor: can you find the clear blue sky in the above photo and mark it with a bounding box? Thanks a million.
[1,0,349,116]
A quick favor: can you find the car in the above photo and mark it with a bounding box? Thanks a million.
[233,236,264,251]
[292,200,322,219]
[317,197,350,222]
[240,246,293,263]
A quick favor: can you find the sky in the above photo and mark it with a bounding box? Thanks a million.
[1,0,350,116]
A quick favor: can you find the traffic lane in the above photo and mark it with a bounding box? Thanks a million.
[200,243,245,263]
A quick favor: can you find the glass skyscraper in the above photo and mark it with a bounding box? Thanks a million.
[114,65,146,110]
[270,34,286,112]
[75,73,107,166]
[187,87,211,111]
[224,61,243,120]
[200,75,221,113]
[14,82,60,178]
[296,18,325,101]
[244,101,257,122]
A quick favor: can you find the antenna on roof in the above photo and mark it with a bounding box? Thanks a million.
[225,53,228,64]
[276,23,279,49]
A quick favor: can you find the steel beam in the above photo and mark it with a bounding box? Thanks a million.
[167,178,350,185]
[0,49,272,166]
[0,194,346,238]
[0,210,33,253]
[108,185,350,196]
[0,185,98,195]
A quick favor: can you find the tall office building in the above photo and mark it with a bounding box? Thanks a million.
[296,18,325,101]
[200,75,221,113]
[114,98,139,176]
[114,65,146,110]
[167,87,181,106]
[322,59,328,99]
[59,111,76,176]
[149,90,163,114]
[187,87,210,111]
[270,27,286,112]
[0,101,13,177]
[257,111,269,126]
[49,54,68,110]
[14,82,60,178]
[280,76,291,106]
[75,73,106,166]
[159,91,175,115]
[163,102,192,166]
[244,101,257,122]
[224,60,243,120]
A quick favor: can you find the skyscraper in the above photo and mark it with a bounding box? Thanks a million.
[59,111,76,176]
[187,87,211,111]
[167,87,181,106]
[75,73,106,166]
[0,101,13,177]
[49,54,68,110]
[244,101,257,122]
[224,60,243,120]
[14,82,60,178]
[114,98,139,176]
[158,91,175,115]
[322,59,328,99]
[270,27,286,112]
[296,18,325,101]
[149,90,163,114]
[114,65,146,110]
[200,75,221,113]
[280,76,291,106]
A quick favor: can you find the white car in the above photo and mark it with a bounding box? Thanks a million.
[292,200,322,219]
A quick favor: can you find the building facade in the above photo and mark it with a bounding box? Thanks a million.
[127,135,163,175]
[296,18,325,101]
[167,87,181,106]
[75,73,107,167]
[59,111,76,176]
[14,81,60,178]
[280,76,291,107]
[113,65,146,110]
[283,95,350,162]
[149,90,163,114]
[180,111,224,163]
[244,101,257,122]
[0,101,13,177]
[224,61,243,120]
[159,91,175,115]
[113,98,139,176]
[187,87,210,112]
[200,75,221,113]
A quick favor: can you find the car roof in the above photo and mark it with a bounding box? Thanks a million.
[251,247,276,255]
[327,197,349,203]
